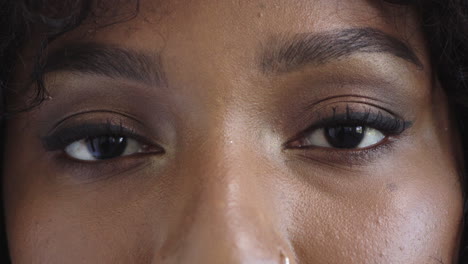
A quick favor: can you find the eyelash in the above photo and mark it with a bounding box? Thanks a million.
[295,106,410,142]
[283,106,412,166]
[41,106,410,169]
[42,121,151,152]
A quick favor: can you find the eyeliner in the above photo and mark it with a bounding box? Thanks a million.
[42,122,139,151]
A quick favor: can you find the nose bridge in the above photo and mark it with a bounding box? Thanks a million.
[157,138,295,264]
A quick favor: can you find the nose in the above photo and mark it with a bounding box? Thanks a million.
[153,141,296,264]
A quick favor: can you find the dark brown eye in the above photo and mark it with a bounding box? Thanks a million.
[290,126,385,149]
[324,126,365,149]
[65,136,143,161]
[87,136,128,160]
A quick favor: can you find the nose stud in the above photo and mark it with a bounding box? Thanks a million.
[280,251,290,264]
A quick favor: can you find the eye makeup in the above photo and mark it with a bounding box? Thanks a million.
[38,115,166,182]
[284,103,414,166]
[287,104,413,147]
[42,121,162,154]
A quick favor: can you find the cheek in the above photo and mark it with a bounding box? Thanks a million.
[4,174,161,263]
[2,133,150,263]
[287,157,463,263]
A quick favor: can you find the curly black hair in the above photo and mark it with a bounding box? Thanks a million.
[0,0,467,263]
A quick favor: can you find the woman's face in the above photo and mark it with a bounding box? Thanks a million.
[3,0,464,263]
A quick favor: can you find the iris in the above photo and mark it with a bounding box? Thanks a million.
[87,136,128,159]
[324,126,365,149]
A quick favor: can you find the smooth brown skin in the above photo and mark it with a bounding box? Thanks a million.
[3,0,464,263]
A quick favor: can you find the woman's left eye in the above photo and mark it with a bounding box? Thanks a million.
[64,136,145,161]
[292,125,386,149]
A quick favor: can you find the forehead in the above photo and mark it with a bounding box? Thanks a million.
[55,0,423,53]
[38,0,428,108]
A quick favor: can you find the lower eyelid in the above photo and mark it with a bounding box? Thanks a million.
[294,142,394,168]
[55,153,155,183]
[288,135,397,167]
[44,145,167,183]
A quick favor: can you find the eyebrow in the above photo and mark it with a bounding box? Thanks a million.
[260,27,423,74]
[44,43,167,86]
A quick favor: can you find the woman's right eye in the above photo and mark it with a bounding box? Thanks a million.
[64,136,146,161]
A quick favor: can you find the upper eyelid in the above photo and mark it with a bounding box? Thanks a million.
[313,112,412,132]
[295,96,404,121]
[41,123,153,151]
[290,98,411,133]
[50,109,147,132]
[284,110,412,149]
[41,110,162,151]
[309,111,409,132]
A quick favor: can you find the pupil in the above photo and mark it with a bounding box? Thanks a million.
[87,136,128,160]
[324,126,365,149]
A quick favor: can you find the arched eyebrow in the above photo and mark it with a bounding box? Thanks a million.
[43,27,420,84]
[44,42,167,87]
[259,27,423,74]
